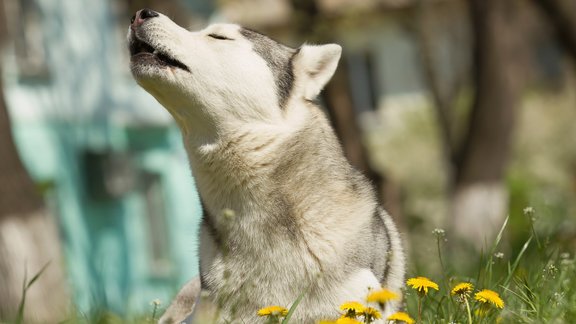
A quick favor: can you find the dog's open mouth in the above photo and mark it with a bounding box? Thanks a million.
[130,36,189,72]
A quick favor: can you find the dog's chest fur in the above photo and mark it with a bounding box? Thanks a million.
[182,114,380,322]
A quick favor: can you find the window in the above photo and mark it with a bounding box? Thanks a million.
[141,171,172,276]
[5,0,51,80]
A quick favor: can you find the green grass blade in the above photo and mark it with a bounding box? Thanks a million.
[26,261,51,289]
[503,236,532,287]
[491,216,509,254]
[281,286,310,324]
[15,261,51,324]
[15,264,29,324]
[481,216,509,286]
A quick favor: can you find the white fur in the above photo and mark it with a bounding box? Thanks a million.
[131,20,283,143]
[129,12,405,324]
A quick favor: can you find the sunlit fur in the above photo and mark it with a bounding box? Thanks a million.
[128,11,405,324]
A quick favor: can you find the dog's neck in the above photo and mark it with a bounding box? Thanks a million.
[180,102,311,221]
[180,103,377,264]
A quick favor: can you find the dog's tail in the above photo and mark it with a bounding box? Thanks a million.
[381,208,406,316]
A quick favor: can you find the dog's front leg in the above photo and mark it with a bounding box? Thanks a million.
[158,277,201,324]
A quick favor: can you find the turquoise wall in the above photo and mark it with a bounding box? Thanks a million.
[11,121,202,314]
[4,0,203,315]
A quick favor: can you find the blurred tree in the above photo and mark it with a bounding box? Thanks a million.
[531,0,576,60]
[452,0,522,246]
[415,1,469,176]
[0,1,68,322]
[288,0,401,217]
[417,0,523,247]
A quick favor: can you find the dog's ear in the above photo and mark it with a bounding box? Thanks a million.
[293,44,342,100]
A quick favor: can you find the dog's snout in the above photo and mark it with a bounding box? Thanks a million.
[131,8,159,28]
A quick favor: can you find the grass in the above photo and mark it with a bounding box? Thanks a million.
[399,208,576,324]
[10,206,574,324]
[81,208,576,324]
[255,207,576,323]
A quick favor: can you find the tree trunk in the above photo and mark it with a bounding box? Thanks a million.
[451,0,522,247]
[322,54,380,181]
[531,0,576,60]
[0,2,69,321]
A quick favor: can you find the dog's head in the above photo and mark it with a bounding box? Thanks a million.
[128,9,341,132]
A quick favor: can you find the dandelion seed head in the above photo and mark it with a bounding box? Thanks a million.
[552,292,563,300]
[432,228,446,238]
[543,263,558,279]
[494,252,504,259]
[150,299,161,306]
[523,206,535,215]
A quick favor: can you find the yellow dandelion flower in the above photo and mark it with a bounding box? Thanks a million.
[257,305,289,317]
[318,318,363,324]
[339,301,366,314]
[406,276,439,295]
[362,307,382,322]
[451,282,474,296]
[366,288,399,304]
[317,318,363,324]
[475,289,504,309]
[336,318,363,324]
[387,311,415,324]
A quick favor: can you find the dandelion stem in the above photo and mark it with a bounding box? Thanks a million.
[435,232,453,314]
[418,295,422,323]
[436,234,447,282]
[464,297,473,324]
[151,303,158,322]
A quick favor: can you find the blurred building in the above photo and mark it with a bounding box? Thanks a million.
[1,0,211,315]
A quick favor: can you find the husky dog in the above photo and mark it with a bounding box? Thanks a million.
[128,9,405,324]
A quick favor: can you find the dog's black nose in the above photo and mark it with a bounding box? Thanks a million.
[131,8,158,28]
[140,8,159,20]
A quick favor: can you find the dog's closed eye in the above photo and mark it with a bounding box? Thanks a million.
[208,34,233,41]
